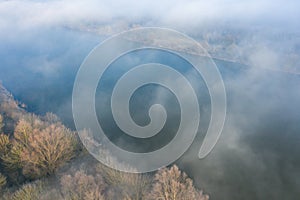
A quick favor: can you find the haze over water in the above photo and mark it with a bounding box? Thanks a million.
[0,1,300,199]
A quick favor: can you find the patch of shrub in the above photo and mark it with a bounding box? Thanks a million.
[61,170,106,200]
[21,123,78,178]
[0,114,3,132]
[97,164,151,200]
[42,112,61,124]
[147,165,209,200]
[0,101,24,131]
[0,172,7,192]
[0,114,78,179]
[0,134,10,156]
[10,181,42,200]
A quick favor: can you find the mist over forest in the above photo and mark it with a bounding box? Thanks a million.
[0,0,300,199]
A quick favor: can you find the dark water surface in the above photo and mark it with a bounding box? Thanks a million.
[0,28,299,200]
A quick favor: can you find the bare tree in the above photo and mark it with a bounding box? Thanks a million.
[147,165,209,200]
[6,181,43,200]
[0,116,78,179]
[61,170,106,200]
[97,164,151,200]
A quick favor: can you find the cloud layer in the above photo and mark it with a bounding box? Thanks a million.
[1,0,299,30]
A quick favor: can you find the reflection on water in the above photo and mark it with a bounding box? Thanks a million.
[0,29,300,200]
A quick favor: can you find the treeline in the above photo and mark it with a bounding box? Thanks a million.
[0,112,209,200]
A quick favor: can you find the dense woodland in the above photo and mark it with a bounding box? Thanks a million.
[0,84,209,200]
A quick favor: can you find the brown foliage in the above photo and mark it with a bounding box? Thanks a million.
[0,115,78,179]
[42,112,60,124]
[9,181,42,200]
[147,165,209,200]
[0,114,3,132]
[97,164,151,200]
[0,172,7,192]
[61,170,106,200]
[21,123,77,178]
[0,101,22,120]
[0,134,10,156]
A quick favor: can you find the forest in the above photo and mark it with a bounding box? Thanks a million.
[0,83,209,200]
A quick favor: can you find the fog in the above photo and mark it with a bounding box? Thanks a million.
[0,0,299,199]
[1,0,299,29]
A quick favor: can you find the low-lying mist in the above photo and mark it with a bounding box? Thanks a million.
[0,1,299,199]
